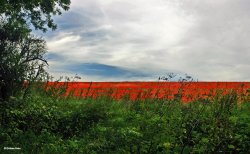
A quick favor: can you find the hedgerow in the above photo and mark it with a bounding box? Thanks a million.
[0,86,249,153]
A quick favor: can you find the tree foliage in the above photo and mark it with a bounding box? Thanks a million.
[0,0,71,100]
[0,0,71,32]
[0,20,48,99]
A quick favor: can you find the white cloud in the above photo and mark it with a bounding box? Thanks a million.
[45,0,250,81]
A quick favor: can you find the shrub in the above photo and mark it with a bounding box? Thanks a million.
[0,88,250,153]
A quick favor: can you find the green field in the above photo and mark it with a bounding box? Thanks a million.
[1,86,250,154]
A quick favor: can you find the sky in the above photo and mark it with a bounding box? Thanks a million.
[43,0,250,81]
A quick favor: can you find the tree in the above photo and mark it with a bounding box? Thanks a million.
[0,0,71,32]
[0,20,48,99]
[0,0,71,100]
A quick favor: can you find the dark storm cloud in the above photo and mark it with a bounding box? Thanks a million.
[65,63,150,78]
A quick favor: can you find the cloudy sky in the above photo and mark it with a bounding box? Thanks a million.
[43,0,250,81]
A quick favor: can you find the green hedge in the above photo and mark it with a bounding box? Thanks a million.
[0,91,250,153]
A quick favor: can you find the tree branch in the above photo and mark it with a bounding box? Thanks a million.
[21,57,48,65]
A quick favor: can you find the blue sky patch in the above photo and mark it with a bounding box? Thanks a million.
[65,63,149,78]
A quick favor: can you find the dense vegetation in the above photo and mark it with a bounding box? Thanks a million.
[0,84,250,153]
[1,1,250,153]
[0,0,70,100]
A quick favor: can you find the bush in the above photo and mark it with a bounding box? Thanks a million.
[0,90,250,153]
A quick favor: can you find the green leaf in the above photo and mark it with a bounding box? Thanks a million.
[201,138,209,143]
[228,145,235,149]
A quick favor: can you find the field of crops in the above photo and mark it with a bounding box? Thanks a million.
[46,82,250,102]
[1,81,250,153]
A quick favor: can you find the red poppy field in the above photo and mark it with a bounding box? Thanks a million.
[3,81,250,153]
[46,81,250,102]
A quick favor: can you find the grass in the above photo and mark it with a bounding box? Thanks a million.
[0,84,250,153]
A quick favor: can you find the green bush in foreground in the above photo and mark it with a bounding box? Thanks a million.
[0,90,250,153]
